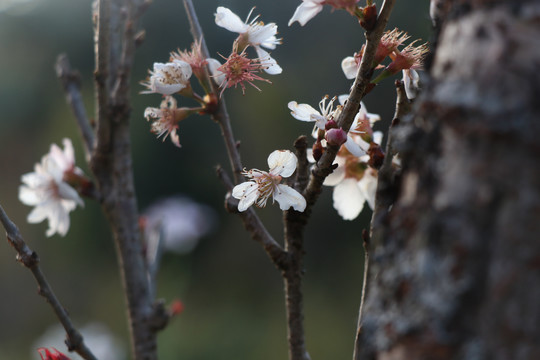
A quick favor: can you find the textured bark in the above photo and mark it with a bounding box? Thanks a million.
[358,2,540,359]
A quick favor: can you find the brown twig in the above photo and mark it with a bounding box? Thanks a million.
[352,229,371,360]
[0,204,97,360]
[55,54,95,162]
[184,0,287,269]
[89,1,158,359]
[304,0,397,209]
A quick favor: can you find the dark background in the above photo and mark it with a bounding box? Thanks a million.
[0,1,431,358]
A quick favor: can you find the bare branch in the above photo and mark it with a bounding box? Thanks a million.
[55,54,95,162]
[184,0,286,267]
[0,204,97,360]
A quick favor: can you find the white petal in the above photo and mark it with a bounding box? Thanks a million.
[359,170,378,210]
[249,23,279,49]
[267,150,297,178]
[323,157,346,186]
[341,56,358,80]
[403,69,420,100]
[215,7,248,33]
[27,205,49,224]
[57,181,84,206]
[288,101,319,121]
[344,135,367,157]
[274,184,306,211]
[206,58,226,86]
[332,178,365,220]
[232,182,259,212]
[256,47,282,75]
[19,185,43,206]
[288,0,324,27]
[338,94,349,105]
[372,131,384,146]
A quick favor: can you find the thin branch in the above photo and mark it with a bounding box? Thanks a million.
[0,204,97,360]
[90,1,158,358]
[218,166,289,270]
[352,230,370,360]
[371,80,410,234]
[184,0,286,269]
[55,54,95,162]
[304,0,397,208]
[183,0,244,182]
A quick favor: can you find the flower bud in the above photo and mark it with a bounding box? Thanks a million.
[367,142,385,169]
[360,4,377,31]
[325,128,348,147]
[312,141,324,162]
[325,119,338,130]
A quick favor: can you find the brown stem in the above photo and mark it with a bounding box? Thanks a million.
[283,207,311,360]
[90,1,157,359]
[303,0,396,212]
[0,205,97,360]
[55,54,95,163]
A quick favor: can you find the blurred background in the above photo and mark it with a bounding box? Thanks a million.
[0,0,431,359]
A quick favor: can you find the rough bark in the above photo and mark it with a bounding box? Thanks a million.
[357,1,540,359]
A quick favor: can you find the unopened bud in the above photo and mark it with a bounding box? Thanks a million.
[367,142,385,169]
[312,141,324,162]
[325,128,347,147]
[325,119,338,130]
[360,5,377,31]
[170,299,185,316]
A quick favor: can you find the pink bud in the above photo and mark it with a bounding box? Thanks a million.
[325,128,347,147]
[325,119,338,130]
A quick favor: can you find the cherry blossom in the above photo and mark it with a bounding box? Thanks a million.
[232,150,306,212]
[215,6,282,74]
[141,59,193,95]
[19,139,85,237]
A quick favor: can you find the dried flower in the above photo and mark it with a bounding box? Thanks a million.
[144,96,196,147]
[216,46,271,95]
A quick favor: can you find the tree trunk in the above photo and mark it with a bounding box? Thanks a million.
[357,1,540,359]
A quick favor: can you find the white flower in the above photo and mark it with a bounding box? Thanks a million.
[288,0,325,27]
[331,168,378,220]
[19,139,84,237]
[215,6,282,74]
[142,59,192,95]
[288,95,341,130]
[232,150,306,212]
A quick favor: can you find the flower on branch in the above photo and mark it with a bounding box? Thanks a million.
[288,0,360,27]
[38,348,70,360]
[288,95,342,131]
[232,150,306,212]
[144,96,196,147]
[215,46,272,96]
[19,138,85,237]
[141,59,193,95]
[385,40,429,74]
[215,6,282,74]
